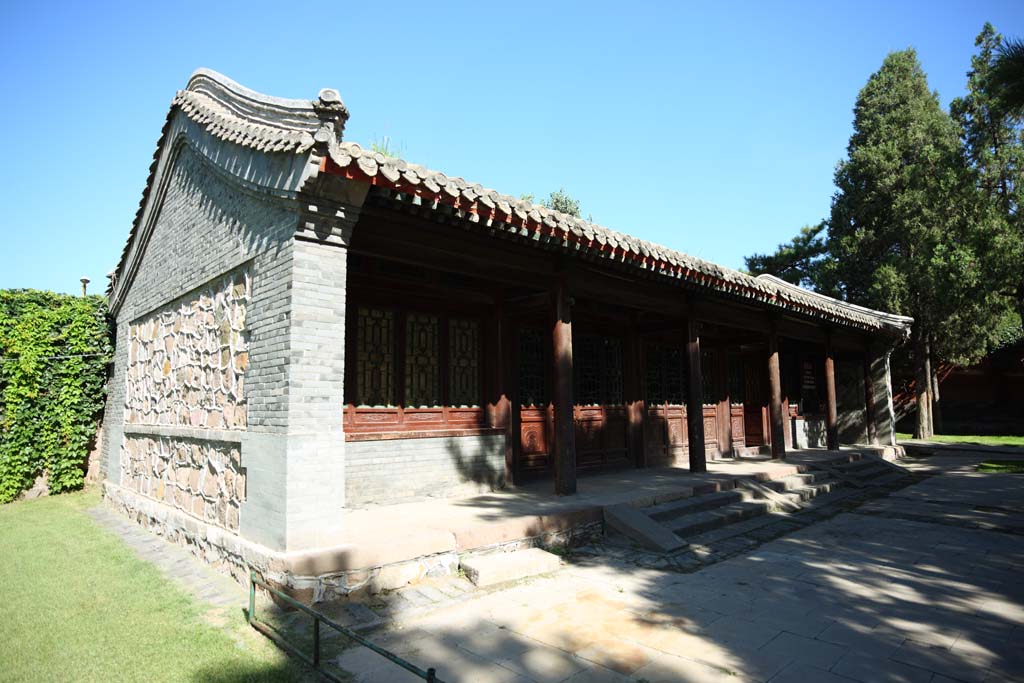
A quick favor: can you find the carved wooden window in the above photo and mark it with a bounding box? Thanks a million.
[645,344,686,405]
[448,318,480,407]
[519,329,547,408]
[701,348,717,404]
[574,334,623,406]
[348,305,485,435]
[728,355,746,404]
[355,306,395,406]
[405,313,441,408]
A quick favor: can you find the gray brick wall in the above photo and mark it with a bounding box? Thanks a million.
[102,139,302,550]
[345,434,506,507]
[279,238,349,549]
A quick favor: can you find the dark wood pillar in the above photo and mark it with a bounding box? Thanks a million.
[767,324,786,459]
[686,316,707,473]
[552,276,576,494]
[626,322,645,467]
[824,331,839,450]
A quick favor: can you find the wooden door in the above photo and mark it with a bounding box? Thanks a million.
[517,328,552,476]
[743,349,767,446]
[573,334,630,470]
[643,342,687,465]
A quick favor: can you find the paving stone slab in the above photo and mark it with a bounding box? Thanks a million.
[460,548,561,587]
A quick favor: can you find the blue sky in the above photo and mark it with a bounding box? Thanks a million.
[1,1,1021,295]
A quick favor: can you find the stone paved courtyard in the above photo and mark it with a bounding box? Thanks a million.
[94,450,1024,682]
[329,452,1024,683]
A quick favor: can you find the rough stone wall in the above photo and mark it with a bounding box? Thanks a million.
[124,270,249,431]
[121,436,245,531]
[345,434,505,507]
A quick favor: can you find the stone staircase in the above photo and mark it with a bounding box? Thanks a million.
[604,453,910,552]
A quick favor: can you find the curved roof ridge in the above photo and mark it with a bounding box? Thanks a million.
[756,274,915,326]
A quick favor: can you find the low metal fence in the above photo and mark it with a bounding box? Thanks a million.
[248,571,442,682]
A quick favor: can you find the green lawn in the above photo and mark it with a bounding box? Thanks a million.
[896,433,1024,448]
[977,460,1024,474]
[0,490,312,682]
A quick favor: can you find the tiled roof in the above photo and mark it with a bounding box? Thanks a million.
[111,68,913,335]
[324,142,913,334]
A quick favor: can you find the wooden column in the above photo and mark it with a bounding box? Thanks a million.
[824,331,839,451]
[552,276,576,494]
[767,324,786,459]
[686,316,707,473]
[863,350,877,445]
[626,322,646,467]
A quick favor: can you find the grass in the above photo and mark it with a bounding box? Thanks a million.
[0,489,312,682]
[896,433,1024,448]
[977,460,1024,474]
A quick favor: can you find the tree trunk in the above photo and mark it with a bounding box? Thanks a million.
[913,325,932,440]
[923,337,934,438]
[930,337,943,436]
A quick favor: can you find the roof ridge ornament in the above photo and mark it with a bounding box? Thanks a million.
[313,88,350,146]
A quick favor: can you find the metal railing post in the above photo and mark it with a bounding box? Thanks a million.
[313,617,321,668]
[248,571,256,623]
[246,572,446,682]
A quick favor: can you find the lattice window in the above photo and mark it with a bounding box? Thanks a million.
[405,313,440,407]
[448,318,480,407]
[645,344,687,406]
[575,334,624,406]
[728,355,746,404]
[575,335,603,406]
[519,329,547,407]
[701,348,717,404]
[645,344,664,404]
[356,307,394,406]
[665,347,685,405]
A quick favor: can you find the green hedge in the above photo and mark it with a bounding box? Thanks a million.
[0,290,113,503]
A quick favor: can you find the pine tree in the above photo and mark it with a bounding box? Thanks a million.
[951,23,1024,329]
[827,50,985,439]
[744,221,829,289]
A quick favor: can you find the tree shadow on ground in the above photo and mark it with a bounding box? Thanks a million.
[317,464,1024,682]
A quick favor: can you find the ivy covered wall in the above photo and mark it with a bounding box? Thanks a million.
[0,290,113,503]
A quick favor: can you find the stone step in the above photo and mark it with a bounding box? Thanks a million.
[604,503,688,552]
[761,472,830,492]
[847,462,893,480]
[869,471,909,487]
[647,489,752,522]
[831,457,876,472]
[774,480,843,504]
[671,500,772,538]
[459,548,561,587]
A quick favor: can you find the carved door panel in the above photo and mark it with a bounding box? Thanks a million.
[644,342,686,464]
[743,349,767,447]
[518,328,552,475]
[574,406,629,469]
[703,405,719,455]
[645,404,668,461]
[573,334,629,470]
